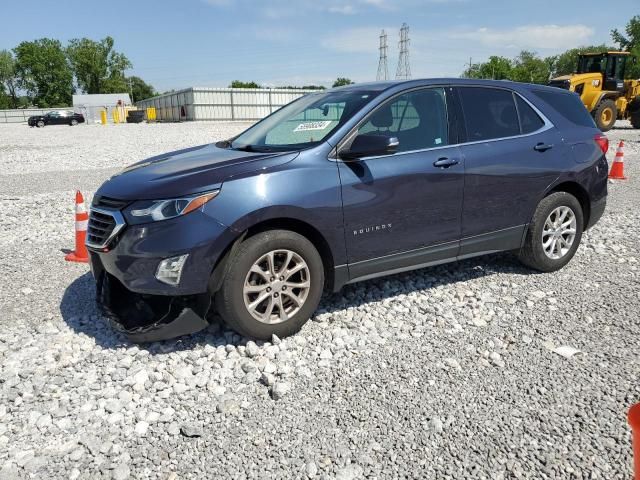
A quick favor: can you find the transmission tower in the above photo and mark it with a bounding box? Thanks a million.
[395,23,411,80]
[376,30,389,81]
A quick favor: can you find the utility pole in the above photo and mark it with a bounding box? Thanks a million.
[128,77,134,103]
[395,23,411,80]
[376,30,389,81]
[465,57,473,78]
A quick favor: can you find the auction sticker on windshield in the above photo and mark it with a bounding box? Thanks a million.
[293,121,333,132]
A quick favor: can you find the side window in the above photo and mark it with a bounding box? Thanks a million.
[459,87,519,141]
[532,89,596,128]
[515,96,545,134]
[357,88,448,152]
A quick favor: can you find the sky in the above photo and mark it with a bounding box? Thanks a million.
[1,0,637,92]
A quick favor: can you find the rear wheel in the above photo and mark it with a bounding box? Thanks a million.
[215,230,324,340]
[518,192,583,272]
[593,99,617,132]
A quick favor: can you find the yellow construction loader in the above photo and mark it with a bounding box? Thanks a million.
[549,51,640,131]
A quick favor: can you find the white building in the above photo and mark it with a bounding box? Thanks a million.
[135,87,318,122]
[72,93,132,124]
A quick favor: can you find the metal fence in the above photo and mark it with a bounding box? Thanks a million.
[0,107,80,124]
[135,87,318,122]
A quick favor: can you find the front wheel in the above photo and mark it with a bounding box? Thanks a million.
[215,230,324,340]
[593,99,617,132]
[36,120,45,128]
[518,192,584,272]
[631,111,640,129]
[70,119,78,126]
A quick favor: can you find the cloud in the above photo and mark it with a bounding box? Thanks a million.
[328,5,357,14]
[201,0,397,16]
[449,24,594,50]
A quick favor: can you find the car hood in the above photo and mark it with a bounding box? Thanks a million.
[96,143,299,200]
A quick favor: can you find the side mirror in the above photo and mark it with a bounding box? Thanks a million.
[339,134,399,160]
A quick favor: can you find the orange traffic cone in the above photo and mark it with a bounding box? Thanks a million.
[609,140,627,180]
[65,191,90,263]
[630,403,640,480]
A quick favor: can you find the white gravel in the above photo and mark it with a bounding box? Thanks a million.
[0,120,639,479]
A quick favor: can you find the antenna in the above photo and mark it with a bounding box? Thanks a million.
[395,23,411,80]
[376,30,389,81]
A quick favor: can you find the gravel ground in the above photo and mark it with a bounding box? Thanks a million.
[0,121,638,479]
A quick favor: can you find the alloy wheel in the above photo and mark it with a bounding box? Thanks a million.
[541,206,577,259]
[243,249,310,324]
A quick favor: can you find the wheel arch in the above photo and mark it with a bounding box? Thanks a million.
[547,181,591,228]
[209,217,338,294]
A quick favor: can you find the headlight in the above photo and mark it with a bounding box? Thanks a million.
[127,190,219,224]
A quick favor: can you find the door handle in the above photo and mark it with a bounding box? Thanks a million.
[534,143,554,152]
[433,157,459,168]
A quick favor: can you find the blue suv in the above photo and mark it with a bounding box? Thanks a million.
[87,79,608,342]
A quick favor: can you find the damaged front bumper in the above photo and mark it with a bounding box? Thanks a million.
[95,270,212,343]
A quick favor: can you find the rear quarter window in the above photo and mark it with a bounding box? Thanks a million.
[531,89,596,128]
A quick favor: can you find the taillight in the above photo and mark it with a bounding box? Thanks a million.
[594,133,608,155]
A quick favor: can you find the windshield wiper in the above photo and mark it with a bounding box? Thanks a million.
[233,144,256,152]
[232,144,276,153]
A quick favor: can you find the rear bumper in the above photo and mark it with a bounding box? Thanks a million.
[586,196,606,230]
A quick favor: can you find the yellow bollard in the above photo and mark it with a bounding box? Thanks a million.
[100,110,107,125]
[112,109,120,124]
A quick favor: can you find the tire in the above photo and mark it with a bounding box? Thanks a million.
[593,99,617,132]
[518,192,584,272]
[631,111,640,129]
[36,120,44,128]
[215,230,324,340]
[70,119,78,126]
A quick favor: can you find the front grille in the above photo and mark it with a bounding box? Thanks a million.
[92,195,130,210]
[87,208,126,250]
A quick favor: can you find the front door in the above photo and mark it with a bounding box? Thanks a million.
[338,87,464,280]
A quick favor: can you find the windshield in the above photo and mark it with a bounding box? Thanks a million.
[577,55,606,74]
[231,89,380,152]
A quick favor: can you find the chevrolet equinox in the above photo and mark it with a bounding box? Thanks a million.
[87,79,608,342]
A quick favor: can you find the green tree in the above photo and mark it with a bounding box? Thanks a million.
[612,15,640,78]
[332,77,354,87]
[546,44,612,78]
[0,50,18,108]
[510,51,550,84]
[230,80,260,88]
[464,56,513,80]
[14,38,73,107]
[127,76,155,102]
[66,36,132,94]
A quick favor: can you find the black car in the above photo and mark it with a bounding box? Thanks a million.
[28,110,85,127]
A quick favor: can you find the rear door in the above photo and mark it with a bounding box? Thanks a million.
[456,86,564,257]
[338,87,464,279]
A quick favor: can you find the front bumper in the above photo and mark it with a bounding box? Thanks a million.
[95,269,211,343]
[88,210,237,342]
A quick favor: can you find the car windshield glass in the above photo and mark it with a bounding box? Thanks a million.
[231,90,380,152]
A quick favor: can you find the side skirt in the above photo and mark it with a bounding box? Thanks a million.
[331,225,526,291]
